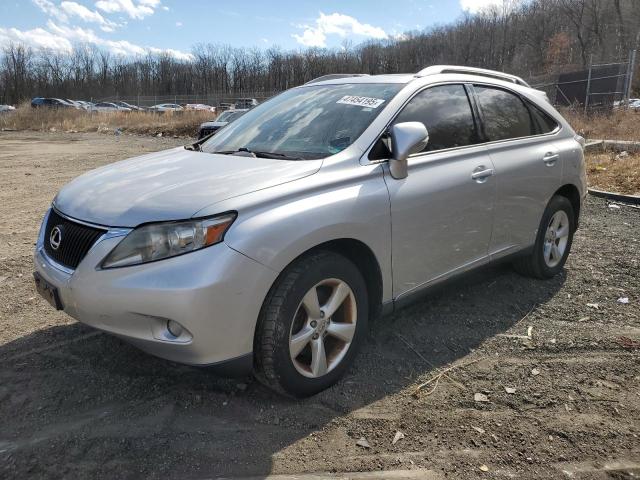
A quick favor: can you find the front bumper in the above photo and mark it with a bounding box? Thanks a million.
[33,215,278,368]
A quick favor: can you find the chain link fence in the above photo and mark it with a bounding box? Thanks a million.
[93,92,279,109]
[531,50,637,113]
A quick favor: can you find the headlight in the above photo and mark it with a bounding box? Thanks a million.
[101,213,236,268]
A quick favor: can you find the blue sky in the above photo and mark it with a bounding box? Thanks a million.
[0,0,501,60]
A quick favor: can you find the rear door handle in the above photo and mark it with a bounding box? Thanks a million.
[543,152,559,166]
[471,167,494,182]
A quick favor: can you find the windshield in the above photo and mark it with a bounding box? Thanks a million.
[216,111,239,122]
[201,83,402,160]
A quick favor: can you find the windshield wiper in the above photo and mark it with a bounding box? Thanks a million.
[214,147,302,160]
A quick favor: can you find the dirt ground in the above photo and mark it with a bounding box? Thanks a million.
[0,131,639,480]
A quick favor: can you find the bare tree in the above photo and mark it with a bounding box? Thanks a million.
[0,0,638,105]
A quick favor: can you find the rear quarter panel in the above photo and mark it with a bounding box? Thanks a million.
[559,136,588,201]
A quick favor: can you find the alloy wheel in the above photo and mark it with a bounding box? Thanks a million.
[543,210,570,268]
[288,278,357,378]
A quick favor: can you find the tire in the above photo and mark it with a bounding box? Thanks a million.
[253,250,368,397]
[513,195,576,279]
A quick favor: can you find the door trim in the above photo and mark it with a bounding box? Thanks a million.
[394,254,491,306]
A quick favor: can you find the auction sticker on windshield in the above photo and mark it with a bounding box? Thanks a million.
[337,96,385,108]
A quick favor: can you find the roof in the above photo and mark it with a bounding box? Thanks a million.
[302,65,530,88]
[301,74,416,86]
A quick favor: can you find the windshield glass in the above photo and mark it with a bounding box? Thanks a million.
[201,83,402,160]
[216,111,238,122]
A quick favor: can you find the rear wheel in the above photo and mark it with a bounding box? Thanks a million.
[513,195,575,279]
[254,251,368,397]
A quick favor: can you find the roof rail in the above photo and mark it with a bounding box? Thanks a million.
[415,65,530,87]
[304,74,370,85]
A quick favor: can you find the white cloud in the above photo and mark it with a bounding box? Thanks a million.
[293,12,387,48]
[460,0,506,13]
[33,0,120,32]
[0,20,193,60]
[148,47,193,61]
[32,0,68,22]
[175,21,182,27]
[95,0,162,20]
[60,1,119,31]
[0,25,73,51]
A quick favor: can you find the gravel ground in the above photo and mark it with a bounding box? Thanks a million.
[0,131,639,479]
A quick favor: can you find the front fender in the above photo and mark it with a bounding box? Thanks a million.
[216,163,394,303]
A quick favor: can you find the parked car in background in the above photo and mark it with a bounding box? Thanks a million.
[186,103,216,112]
[89,102,131,113]
[65,99,83,109]
[197,109,247,139]
[235,98,259,109]
[218,102,234,111]
[613,98,640,110]
[0,105,16,113]
[31,98,77,109]
[149,103,184,113]
[75,100,95,110]
[33,66,586,397]
[114,101,144,111]
[628,98,640,110]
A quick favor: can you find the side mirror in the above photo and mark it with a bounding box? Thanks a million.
[388,122,429,179]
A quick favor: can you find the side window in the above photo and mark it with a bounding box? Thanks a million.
[393,84,479,153]
[527,101,559,134]
[474,86,533,141]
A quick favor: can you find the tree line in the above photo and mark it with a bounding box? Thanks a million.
[1,0,639,105]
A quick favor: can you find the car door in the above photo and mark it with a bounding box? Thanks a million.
[472,85,562,255]
[381,84,496,298]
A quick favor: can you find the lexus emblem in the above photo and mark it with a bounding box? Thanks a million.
[49,226,63,251]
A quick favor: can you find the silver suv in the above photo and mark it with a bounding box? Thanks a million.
[34,66,587,397]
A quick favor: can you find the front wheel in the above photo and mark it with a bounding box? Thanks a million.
[513,195,576,279]
[253,251,368,397]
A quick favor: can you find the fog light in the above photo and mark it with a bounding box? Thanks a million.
[167,320,183,337]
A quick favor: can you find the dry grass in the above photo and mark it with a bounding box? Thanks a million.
[586,151,640,196]
[562,108,640,142]
[0,103,215,137]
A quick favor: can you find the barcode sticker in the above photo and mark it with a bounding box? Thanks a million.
[336,96,385,108]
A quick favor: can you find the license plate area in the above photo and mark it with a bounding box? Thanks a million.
[33,272,63,310]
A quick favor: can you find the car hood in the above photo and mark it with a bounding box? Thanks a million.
[201,121,227,128]
[54,147,322,227]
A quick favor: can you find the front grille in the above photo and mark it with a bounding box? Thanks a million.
[198,126,219,139]
[43,210,106,270]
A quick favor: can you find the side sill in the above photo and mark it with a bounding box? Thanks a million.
[388,246,534,313]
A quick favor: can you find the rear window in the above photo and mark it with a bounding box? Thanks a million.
[475,85,533,141]
[527,102,559,134]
